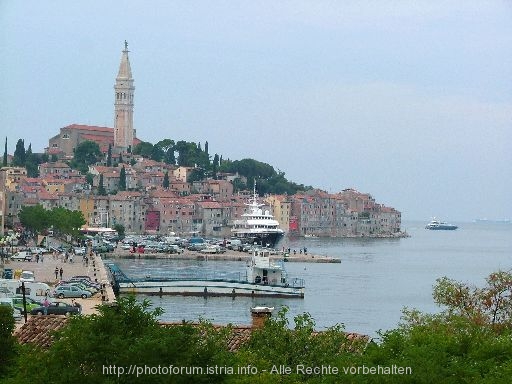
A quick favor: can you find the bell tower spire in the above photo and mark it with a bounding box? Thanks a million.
[114,41,135,152]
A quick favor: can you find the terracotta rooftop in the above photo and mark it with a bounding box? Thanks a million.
[15,315,69,349]
[64,123,113,133]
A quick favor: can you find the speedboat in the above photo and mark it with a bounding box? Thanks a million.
[425,219,458,230]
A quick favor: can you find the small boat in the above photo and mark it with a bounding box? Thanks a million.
[425,219,458,230]
[106,249,305,298]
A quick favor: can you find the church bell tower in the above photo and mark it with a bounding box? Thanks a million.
[114,41,135,152]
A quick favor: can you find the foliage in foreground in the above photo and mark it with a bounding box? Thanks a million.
[3,271,512,383]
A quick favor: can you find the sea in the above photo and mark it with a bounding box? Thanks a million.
[105,221,512,338]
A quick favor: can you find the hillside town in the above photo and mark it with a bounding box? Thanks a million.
[0,159,403,239]
[0,42,403,240]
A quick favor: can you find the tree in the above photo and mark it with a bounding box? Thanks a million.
[2,137,7,166]
[19,204,50,233]
[70,140,102,174]
[11,297,230,384]
[212,154,219,179]
[133,141,154,158]
[113,223,125,238]
[49,207,86,237]
[0,305,16,378]
[162,170,169,188]
[106,144,112,167]
[97,174,106,196]
[155,139,176,164]
[25,143,39,177]
[433,270,512,330]
[12,138,25,166]
[119,166,126,191]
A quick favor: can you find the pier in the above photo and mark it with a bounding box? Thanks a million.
[108,248,341,263]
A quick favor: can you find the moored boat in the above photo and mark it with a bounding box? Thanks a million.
[106,249,305,298]
[231,185,285,247]
[425,219,458,230]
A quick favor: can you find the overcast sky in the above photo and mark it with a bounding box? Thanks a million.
[1,1,511,222]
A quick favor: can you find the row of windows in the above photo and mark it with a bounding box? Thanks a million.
[116,92,133,101]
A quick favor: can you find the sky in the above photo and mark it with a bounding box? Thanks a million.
[1,1,511,222]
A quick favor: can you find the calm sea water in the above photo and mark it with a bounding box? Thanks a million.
[106,221,511,338]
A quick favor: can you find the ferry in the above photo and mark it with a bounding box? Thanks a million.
[106,249,305,298]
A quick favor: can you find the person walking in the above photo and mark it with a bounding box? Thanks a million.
[54,267,59,280]
[59,267,63,280]
[43,297,50,315]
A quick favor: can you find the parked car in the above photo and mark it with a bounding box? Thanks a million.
[10,251,32,262]
[2,268,13,279]
[0,298,23,322]
[30,300,81,316]
[73,247,86,255]
[56,281,98,294]
[167,244,184,254]
[53,285,92,299]
[19,270,35,282]
[12,296,43,315]
[200,245,225,254]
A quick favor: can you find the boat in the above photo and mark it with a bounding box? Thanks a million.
[106,249,305,298]
[425,219,458,230]
[231,185,285,247]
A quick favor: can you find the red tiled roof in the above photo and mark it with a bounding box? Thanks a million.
[64,123,113,132]
[15,315,69,349]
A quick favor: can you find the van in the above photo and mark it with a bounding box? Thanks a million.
[0,279,50,302]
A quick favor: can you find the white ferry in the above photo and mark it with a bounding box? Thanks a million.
[106,249,305,298]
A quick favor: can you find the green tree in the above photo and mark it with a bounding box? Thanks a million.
[97,174,106,196]
[433,270,512,330]
[18,204,50,233]
[12,138,25,166]
[0,305,16,378]
[155,139,176,164]
[11,297,230,384]
[25,143,39,177]
[2,137,7,166]
[70,140,102,174]
[119,166,126,191]
[49,207,86,237]
[133,141,154,158]
[162,170,170,188]
[212,154,219,179]
[106,143,112,167]
[113,223,125,238]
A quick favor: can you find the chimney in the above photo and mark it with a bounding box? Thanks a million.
[250,306,274,329]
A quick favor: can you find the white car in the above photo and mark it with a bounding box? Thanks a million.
[74,247,86,255]
[11,251,32,262]
[19,270,35,282]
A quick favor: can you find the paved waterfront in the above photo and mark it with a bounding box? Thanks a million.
[3,252,114,321]
[111,248,341,263]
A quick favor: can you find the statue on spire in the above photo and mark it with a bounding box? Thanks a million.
[124,40,128,50]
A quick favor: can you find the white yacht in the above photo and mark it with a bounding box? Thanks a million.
[231,186,285,248]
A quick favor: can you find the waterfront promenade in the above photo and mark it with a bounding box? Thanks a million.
[3,252,115,318]
[110,248,341,263]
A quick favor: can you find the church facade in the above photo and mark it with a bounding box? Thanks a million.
[46,42,138,158]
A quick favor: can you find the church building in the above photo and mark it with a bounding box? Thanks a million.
[46,42,139,158]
